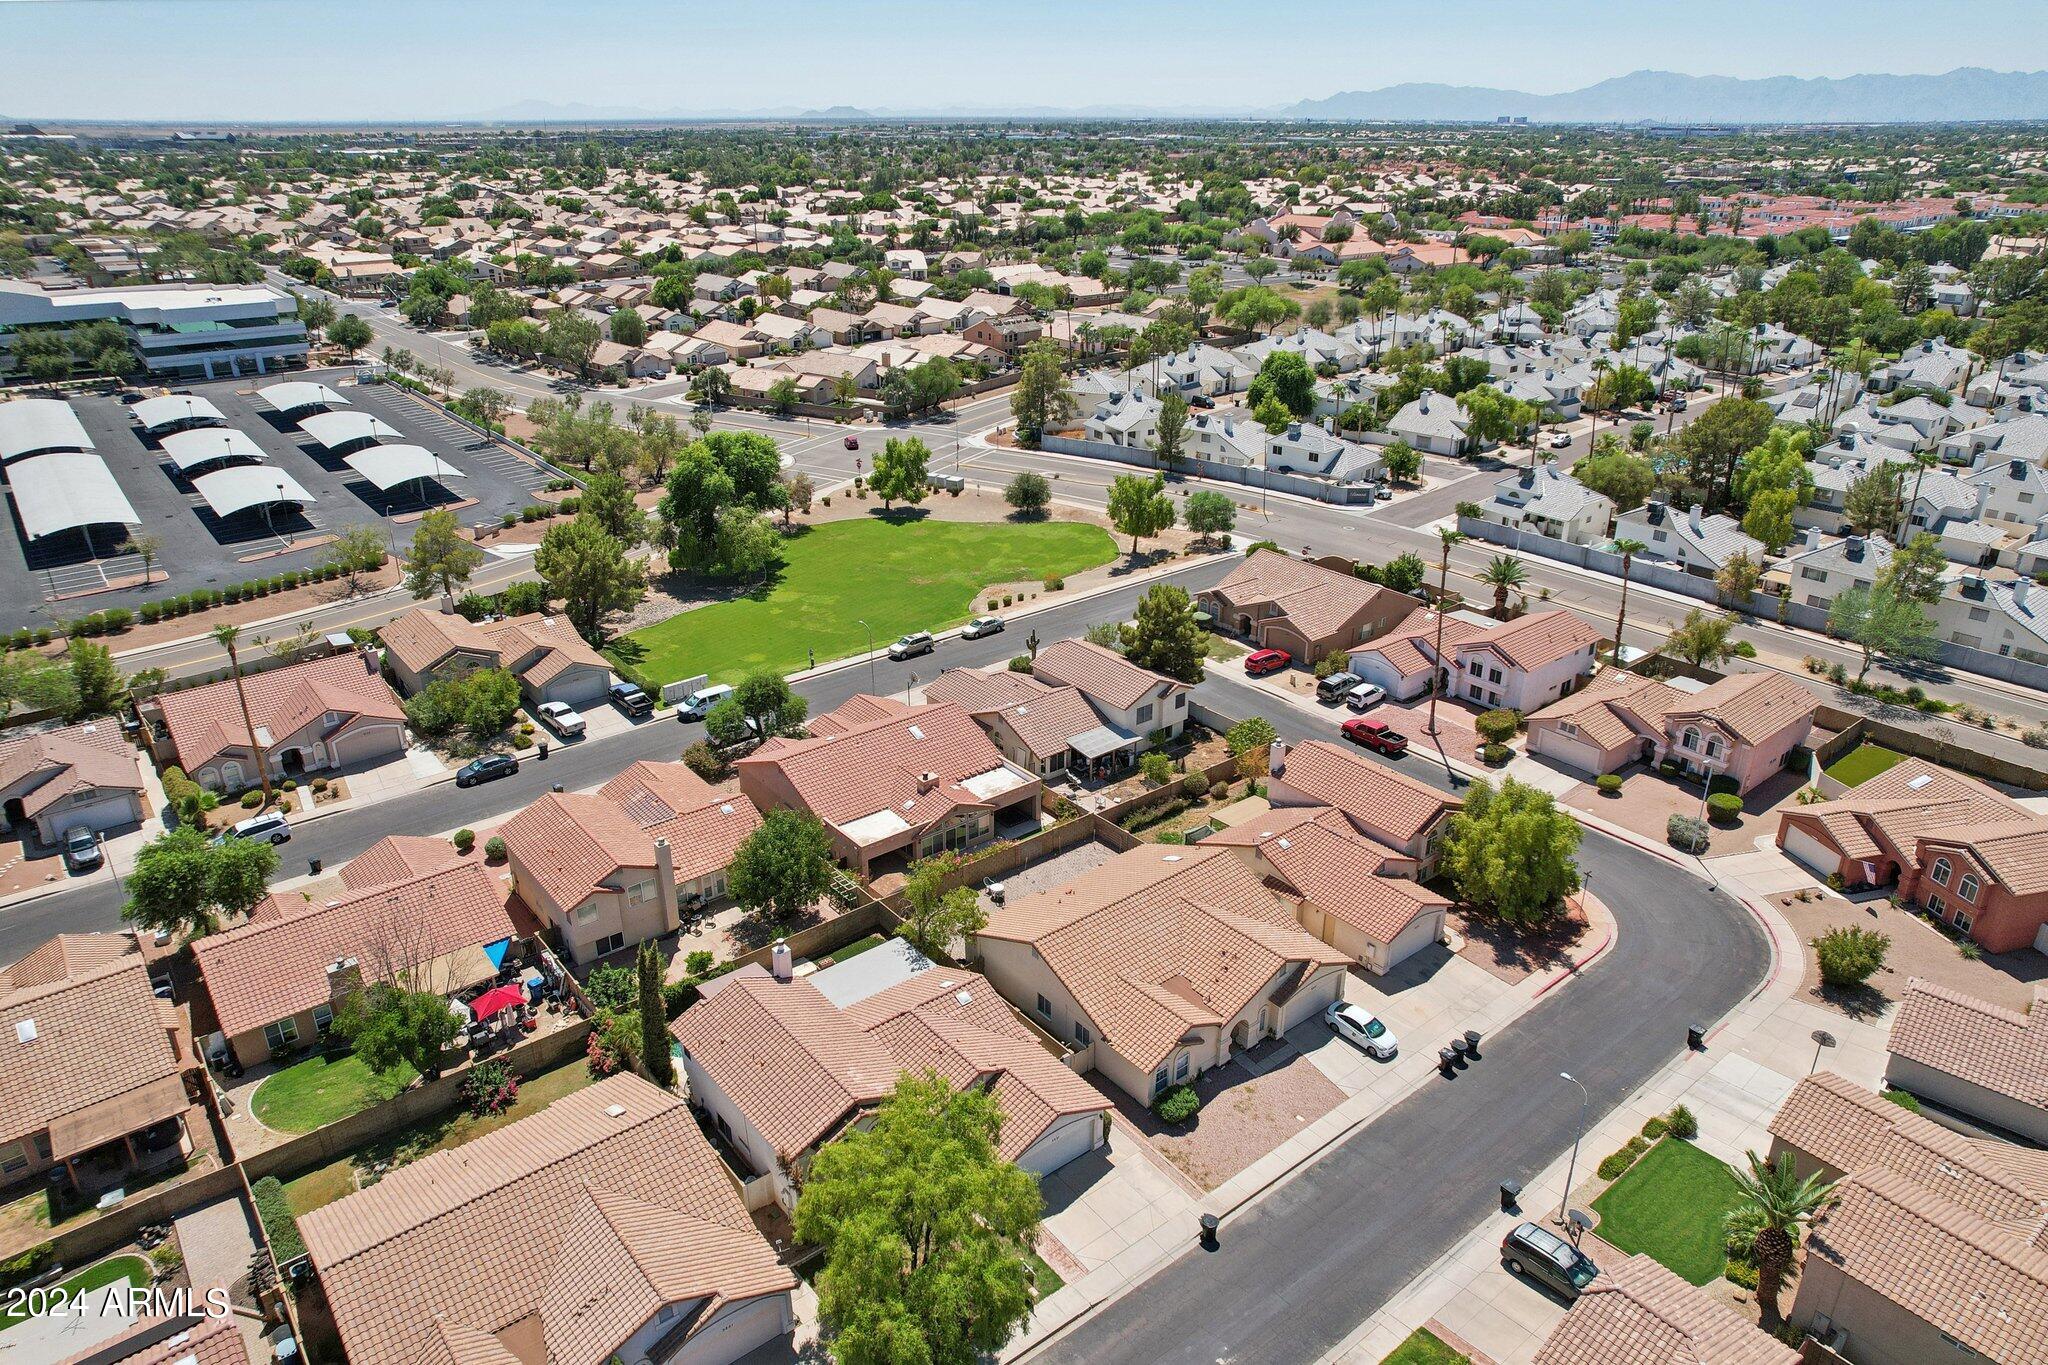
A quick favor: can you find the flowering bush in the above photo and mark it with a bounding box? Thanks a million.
[460,1059,520,1116]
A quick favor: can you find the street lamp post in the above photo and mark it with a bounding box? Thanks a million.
[856,618,876,695]
[1558,1071,1589,1225]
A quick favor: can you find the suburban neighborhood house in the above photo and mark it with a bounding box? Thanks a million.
[1613,500,1766,577]
[1346,610,1496,701]
[299,1074,797,1365]
[921,667,1123,778]
[1776,760,2048,952]
[0,933,210,1198]
[1885,979,2048,1144]
[189,842,522,1068]
[1266,739,1463,877]
[1027,638,1192,748]
[1478,461,1616,547]
[1524,670,1817,791]
[1530,1252,1797,1365]
[973,844,1350,1106]
[60,1314,254,1365]
[379,606,615,709]
[1769,1071,2048,1365]
[1199,550,1417,666]
[1445,609,1601,712]
[0,718,148,845]
[672,942,1108,1211]
[735,696,1041,878]
[143,648,407,791]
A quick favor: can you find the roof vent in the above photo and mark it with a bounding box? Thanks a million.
[604,1104,627,1118]
[1908,774,1933,790]
[908,724,926,740]
[1161,854,1182,862]
[719,802,734,815]
[15,1019,36,1044]
[955,990,973,1006]
[1276,837,1291,850]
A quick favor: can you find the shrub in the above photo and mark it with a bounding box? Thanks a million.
[312,776,329,793]
[1312,650,1350,680]
[452,828,476,854]
[682,740,729,782]
[459,1059,521,1116]
[149,1240,183,1279]
[662,979,700,1018]
[0,1242,55,1290]
[1881,1088,1922,1113]
[1480,742,1510,765]
[1724,1204,1765,1259]
[686,949,715,977]
[1044,574,1064,591]
[1153,1083,1200,1124]
[1140,752,1173,786]
[1665,1104,1697,1139]
[240,790,264,809]
[1596,773,1623,795]
[251,1176,306,1263]
[1474,709,1519,744]
[1008,654,1033,672]
[584,964,637,1013]
[1667,813,1708,853]
[1723,1256,1759,1290]
[1812,926,1890,989]
[484,835,507,861]
[1706,791,1743,824]
[1596,1136,1650,1181]
[280,778,297,793]
[1641,1116,1668,1140]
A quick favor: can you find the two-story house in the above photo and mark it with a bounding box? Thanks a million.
[1028,639,1191,748]
[1479,461,1615,546]
[1446,609,1601,713]
[1525,670,1815,791]
[1611,500,1765,578]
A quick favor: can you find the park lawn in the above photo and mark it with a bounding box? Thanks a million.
[251,1052,418,1133]
[616,518,1118,686]
[282,1057,594,1215]
[1590,1138,1744,1285]
[0,1255,150,1329]
[1379,1327,1470,1365]
[1823,743,1907,789]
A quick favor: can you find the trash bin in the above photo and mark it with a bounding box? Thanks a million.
[1198,1213,1220,1249]
[1687,1022,1707,1050]
[307,857,322,876]
[537,740,549,760]
[1499,1179,1522,1213]
[1464,1029,1483,1059]
[1438,1047,1458,1074]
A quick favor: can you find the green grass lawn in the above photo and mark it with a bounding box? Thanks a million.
[821,933,886,965]
[1379,1327,1470,1365]
[1026,1251,1065,1299]
[615,518,1118,686]
[252,1052,418,1133]
[0,1255,150,1329]
[282,1056,594,1215]
[1590,1138,1744,1285]
[1823,743,1907,789]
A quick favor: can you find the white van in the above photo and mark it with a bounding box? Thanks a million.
[677,682,735,721]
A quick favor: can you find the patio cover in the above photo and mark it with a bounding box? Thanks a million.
[468,983,526,1020]
[131,394,225,432]
[298,411,399,452]
[191,465,316,518]
[159,427,268,473]
[0,398,94,462]
[255,381,349,415]
[7,450,142,540]
[48,1073,190,1160]
[344,443,464,491]
[1069,724,1141,760]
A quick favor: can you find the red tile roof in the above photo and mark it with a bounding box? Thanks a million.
[59,1315,253,1365]
[599,761,762,884]
[1533,1252,1798,1365]
[498,791,659,910]
[1210,808,1448,944]
[1031,638,1185,712]
[1208,551,1414,648]
[1453,608,1599,673]
[153,651,405,774]
[1272,739,1461,847]
[1889,980,2048,1111]
[0,719,142,820]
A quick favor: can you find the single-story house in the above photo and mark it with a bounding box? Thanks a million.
[1885,979,2048,1145]
[1201,550,1416,666]
[1525,670,1815,792]
[0,719,147,844]
[380,607,613,710]
[145,649,408,792]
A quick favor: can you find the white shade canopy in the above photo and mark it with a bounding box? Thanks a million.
[131,394,226,433]
[159,427,269,473]
[7,450,141,540]
[192,465,316,518]
[0,399,94,463]
[256,381,350,416]
[344,444,465,491]
[299,411,400,452]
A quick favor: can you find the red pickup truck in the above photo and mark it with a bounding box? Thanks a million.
[1341,716,1409,756]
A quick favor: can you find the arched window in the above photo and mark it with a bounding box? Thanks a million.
[1930,857,1952,887]
[1958,874,1979,904]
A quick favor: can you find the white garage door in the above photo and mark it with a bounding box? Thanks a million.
[1531,728,1605,778]
[1781,825,1842,879]
[1020,1113,1100,1176]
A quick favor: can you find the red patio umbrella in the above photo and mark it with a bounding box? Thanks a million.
[468,983,527,1021]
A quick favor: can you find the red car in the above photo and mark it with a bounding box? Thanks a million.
[1342,716,1409,756]
[1245,648,1291,676]
[843,434,860,450]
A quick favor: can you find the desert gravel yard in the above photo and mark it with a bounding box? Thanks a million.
[1110,1047,1345,1193]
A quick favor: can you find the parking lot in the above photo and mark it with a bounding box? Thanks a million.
[1,369,550,630]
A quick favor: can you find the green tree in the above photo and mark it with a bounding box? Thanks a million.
[1574,441,1655,511]
[1878,532,1947,604]
[123,826,279,939]
[336,983,462,1080]
[535,515,646,644]
[1661,609,1737,668]
[1154,389,1190,467]
[402,668,521,749]
[609,307,648,347]
[1184,489,1235,539]
[1119,582,1205,684]
[1381,441,1421,484]
[1828,584,1936,683]
[870,437,931,510]
[1478,555,1526,618]
[402,508,485,602]
[1250,394,1294,433]
[542,309,603,378]
[1249,352,1318,419]
[1841,465,1904,536]
[766,376,803,416]
[794,1074,1041,1365]
[729,809,835,921]
[1374,551,1428,596]
[578,471,647,547]
[637,942,673,1089]
[1611,538,1646,662]
[66,641,123,721]
[1716,552,1763,606]
[321,523,389,595]
[1107,473,1175,555]
[900,854,987,959]
[1003,470,1051,517]
[1440,777,1582,926]
[1730,1150,1836,1329]
[1676,398,1774,511]
[1456,385,1540,447]
[0,651,75,722]
[735,669,807,737]
[1010,339,1075,447]
[327,313,372,358]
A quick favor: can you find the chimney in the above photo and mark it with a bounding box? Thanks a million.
[771,939,793,981]
[654,837,677,928]
[1689,505,1703,535]
[1978,481,1992,516]
[1805,525,1823,550]
[2016,579,2032,610]
[1269,738,1287,775]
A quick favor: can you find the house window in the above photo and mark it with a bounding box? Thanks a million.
[1173,693,1185,710]
[1174,1052,1191,1081]
[1560,721,1578,736]
[1930,857,1952,887]
[312,1004,334,1033]
[1705,737,1723,759]
[0,1141,27,1175]
[1468,660,1483,676]
[1799,567,1826,582]
[1681,728,1699,750]
[575,903,599,923]
[1953,908,1973,933]
[263,1017,299,1051]
[1957,874,1979,903]
[1153,1064,1170,1094]
[1927,893,1947,917]
[1137,704,1154,725]
[1035,994,1052,1019]
[1074,1023,1091,1047]
[323,711,340,728]
[1488,668,1501,684]
[626,879,655,905]
[593,932,626,956]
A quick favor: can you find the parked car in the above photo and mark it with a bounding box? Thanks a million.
[1324,1001,1397,1058]
[676,682,734,721]
[843,434,860,450]
[62,827,102,872]
[888,631,935,661]
[536,701,586,738]
[961,616,1004,640]
[1245,648,1291,676]
[1345,682,1387,711]
[1374,485,1394,502]
[215,811,291,846]
[1188,393,1215,409]
[1669,395,1688,412]
[609,680,654,716]
[1341,716,1408,755]
[1501,1222,1599,1300]
[1548,430,1574,449]
[1317,671,1363,703]
[456,754,519,788]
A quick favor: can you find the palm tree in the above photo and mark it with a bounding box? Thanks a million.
[1479,554,1527,618]
[1611,538,1646,666]
[1426,527,1464,782]
[212,623,273,807]
[1731,1149,1836,1329]
[1588,355,1613,447]
[1900,452,1938,542]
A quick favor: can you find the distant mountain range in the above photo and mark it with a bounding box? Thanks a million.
[477,68,2048,125]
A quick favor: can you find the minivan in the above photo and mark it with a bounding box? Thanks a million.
[677,682,734,721]
[1317,671,1362,703]
[216,811,291,846]
[1501,1222,1599,1299]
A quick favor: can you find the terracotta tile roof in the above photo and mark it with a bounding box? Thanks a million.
[1208,551,1415,646]
[1532,1253,1798,1365]
[922,667,1054,715]
[1920,820,2048,898]
[301,1075,792,1365]
[498,791,659,910]
[376,606,498,677]
[1782,762,2031,878]
[339,834,465,890]
[979,846,1349,1070]
[1889,979,2048,1110]
[1454,608,1599,673]
[1031,638,1185,712]
[59,1315,253,1365]
[924,668,1105,760]
[1216,810,1449,944]
[153,651,405,774]
[1668,672,1816,747]
[1272,739,1461,847]
[0,720,142,820]
[1529,672,1681,750]
[804,694,911,736]
[0,934,192,1153]
[1351,612,1490,680]
[192,859,517,1040]
[599,761,762,884]
[479,613,609,688]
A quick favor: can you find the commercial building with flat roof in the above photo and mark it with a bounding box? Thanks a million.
[0,280,307,382]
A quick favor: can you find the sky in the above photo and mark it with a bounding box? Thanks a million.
[2,0,2047,122]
